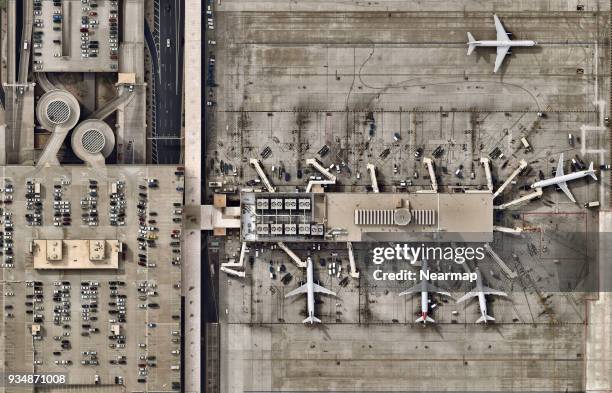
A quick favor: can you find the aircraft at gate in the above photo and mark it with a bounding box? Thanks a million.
[530,153,597,203]
[285,257,336,324]
[457,269,508,323]
[399,260,453,324]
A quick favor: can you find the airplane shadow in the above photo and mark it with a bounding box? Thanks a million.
[312,322,332,340]
[472,46,544,75]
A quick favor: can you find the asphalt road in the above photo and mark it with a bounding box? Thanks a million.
[155,0,184,163]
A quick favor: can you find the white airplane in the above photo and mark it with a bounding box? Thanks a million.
[399,260,452,324]
[457,268,507,323]
[285,257,336,324]
[467,14,537,73]
[530,153,597,203]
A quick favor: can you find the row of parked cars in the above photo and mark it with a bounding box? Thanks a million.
[52,182,72,227]
[32,0,64,69]
[1,181,14,269]
[135,176,183,384]
[109,181,127,226]
[25,180,42,227]
[109,0,119,60]
[80,179,99,226]
[1,201,14,269]
[79,0,101,58]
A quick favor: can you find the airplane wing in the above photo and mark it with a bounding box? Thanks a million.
[285,284,308,298]
[494,46,510,73]
[426,282,452,297]
[456,290,479,303]
[312,283,336,296]
[557,181,576,203]
[556,153,565,177]
[494,15,509,41]
[482,286,508,297]
[398,283,421,297]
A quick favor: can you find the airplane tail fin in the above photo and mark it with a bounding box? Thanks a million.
[588,162,598,180]
[416,315,435,323]
[302,315,321,324]
[476,315,495,323]
[467,32,476,55]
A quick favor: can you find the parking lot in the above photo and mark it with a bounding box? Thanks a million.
[31,0,119,72]
[0,165,183,391]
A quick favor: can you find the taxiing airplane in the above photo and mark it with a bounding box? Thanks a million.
[530,153,597,203]
[457,268,507,323]
[399,260,452,324]
[285,257,336,324]
[467,14,537,73]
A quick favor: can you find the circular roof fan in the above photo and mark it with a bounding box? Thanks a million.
[36,90,80,131]
[71,119,115,163]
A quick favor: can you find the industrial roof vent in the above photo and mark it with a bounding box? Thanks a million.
[71,119,115,164]
[81,129,107,154]
[36,90,80,130]
[394,209,412,226]
[46,100,71,125]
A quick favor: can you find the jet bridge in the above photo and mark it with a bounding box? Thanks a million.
[277,242,307,268]
[366,163,379,193]
[305,158,337,192]
[480,157,494,191]
[346,242,360,278]
[495,188,542,210]
[493,159,527,199]
[494,225,524,234]
[220,242,247,277]
[306,158,337,182]
[417,157,438,193]
[249,158,275,192]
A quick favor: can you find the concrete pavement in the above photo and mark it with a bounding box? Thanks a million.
[183,0,202,392]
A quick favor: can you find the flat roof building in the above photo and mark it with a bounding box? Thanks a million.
[33,239,121,269]
[241,192,493,243]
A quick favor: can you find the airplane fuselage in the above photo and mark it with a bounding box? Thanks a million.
[475,274,488,321]
[470,40,536,47]
[531,168,595,189]
[467,15,537,73]
[420,290,429,320]
[477,293,488,320]
[419,264,430,321]
[458,268,507,323]
[306,259,316,321]
[285,257,335,324]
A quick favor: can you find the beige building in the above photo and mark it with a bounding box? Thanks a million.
[33,240,121,269]
[241,192,493,242]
